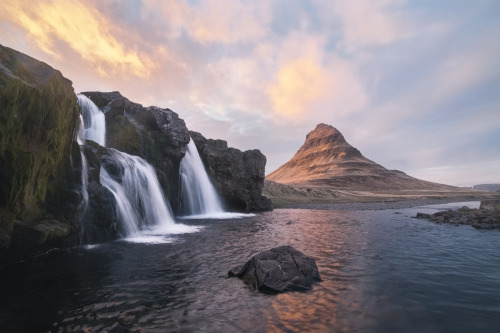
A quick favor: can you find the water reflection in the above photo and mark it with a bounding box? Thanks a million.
[1,205,500,332]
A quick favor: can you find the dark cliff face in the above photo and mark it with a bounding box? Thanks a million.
[0,46,273,259]
[82,91,190,212]
[189,131,273,212]
[0,44,80,253]
[82,91,272,213]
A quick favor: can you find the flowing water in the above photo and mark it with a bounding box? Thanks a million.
[179,139,225,217]
[76,94,194,241]
[77,94,106,147]
[2,202,500,332]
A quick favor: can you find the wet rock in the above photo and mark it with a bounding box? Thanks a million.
[82,91,190,211]
[4,219,73,260]
[229,245,321,293]
[415,202,500,229]
[190,131,273,212]
[80,92,272,213]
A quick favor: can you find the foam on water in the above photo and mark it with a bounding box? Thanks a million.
[178,212,256,220]
[76,94,201,242]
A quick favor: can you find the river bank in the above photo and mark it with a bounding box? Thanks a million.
[263,179,500,209]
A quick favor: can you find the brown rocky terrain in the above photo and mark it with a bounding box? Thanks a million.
[415,200,500,229]
[265,123,498,206]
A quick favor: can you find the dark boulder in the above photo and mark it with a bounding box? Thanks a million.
[190,131,273,212]
[3,219,73,262]
[229,245,321,293]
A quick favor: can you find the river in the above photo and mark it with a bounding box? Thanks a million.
[1,201,500,332]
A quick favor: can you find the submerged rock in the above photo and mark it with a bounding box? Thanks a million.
[229,246,321,293]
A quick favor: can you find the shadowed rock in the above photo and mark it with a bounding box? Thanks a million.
[229,246,321,293]
[190,131,273,212]
[415,200,500,229]
[0,44,79,253]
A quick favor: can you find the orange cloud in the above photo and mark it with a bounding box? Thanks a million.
[0,0,154,78]
[268,58,329,117]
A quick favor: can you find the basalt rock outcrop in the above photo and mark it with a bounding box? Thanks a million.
[81,91,190,212]
[229,245,321,293]
[189,131,273,212]
[267,123,458,191]
[1,45,272,259]
[77,141,121,244]
[0,44,80,254]
[82,92,272,213]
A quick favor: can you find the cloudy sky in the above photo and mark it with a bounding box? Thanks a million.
[1,0,499,187]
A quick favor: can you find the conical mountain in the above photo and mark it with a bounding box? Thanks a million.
[267,124,455,191]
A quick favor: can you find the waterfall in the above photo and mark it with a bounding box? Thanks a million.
[76,94,197,242]
[179,139,225,217]
[77,94,106,146]
[100,150,176,234]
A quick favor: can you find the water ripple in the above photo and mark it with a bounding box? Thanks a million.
[1,204,500,332]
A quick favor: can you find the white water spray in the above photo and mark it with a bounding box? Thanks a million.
[76,94,198,242]
[180,139,225,217]
[100,150,176,235]
[77,94,106,146]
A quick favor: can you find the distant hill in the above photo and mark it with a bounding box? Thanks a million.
[473,184,500,192]
[266,123,457,191]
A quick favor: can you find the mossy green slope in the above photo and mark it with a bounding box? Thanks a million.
[0,45,79,249]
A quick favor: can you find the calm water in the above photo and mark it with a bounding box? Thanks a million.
[1,202,500,332]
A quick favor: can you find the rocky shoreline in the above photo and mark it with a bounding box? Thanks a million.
[415,200,500,230]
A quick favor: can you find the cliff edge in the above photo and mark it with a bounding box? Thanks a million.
[0,44,79,253]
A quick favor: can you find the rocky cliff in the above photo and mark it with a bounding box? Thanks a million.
[81,92,272,213]
[267,123,457,191]
[81,91,190,212]
[0,46,272,260]
[0,44,80,254]
[190,131,273,212]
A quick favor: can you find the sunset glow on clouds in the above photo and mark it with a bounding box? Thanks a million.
[1,0,499,186]
[1,0,155,78]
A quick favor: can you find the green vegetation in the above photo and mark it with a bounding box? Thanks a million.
[0,48,79,223]
[105,114,142,155]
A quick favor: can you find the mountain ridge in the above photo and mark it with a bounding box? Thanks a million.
[267,123,456,191]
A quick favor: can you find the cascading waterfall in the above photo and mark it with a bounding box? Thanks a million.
[77,94,106,146]
[76,94,106,231]
[179,139,225,217]
[99,150,176,235]
[76,94,194,242]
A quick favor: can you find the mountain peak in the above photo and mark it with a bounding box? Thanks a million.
[267,123,453,191]
[299,123,349,153]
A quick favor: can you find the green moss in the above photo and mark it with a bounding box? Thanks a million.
[0,69,79,220]
[34,219,72,244]
[106,114,141,155]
